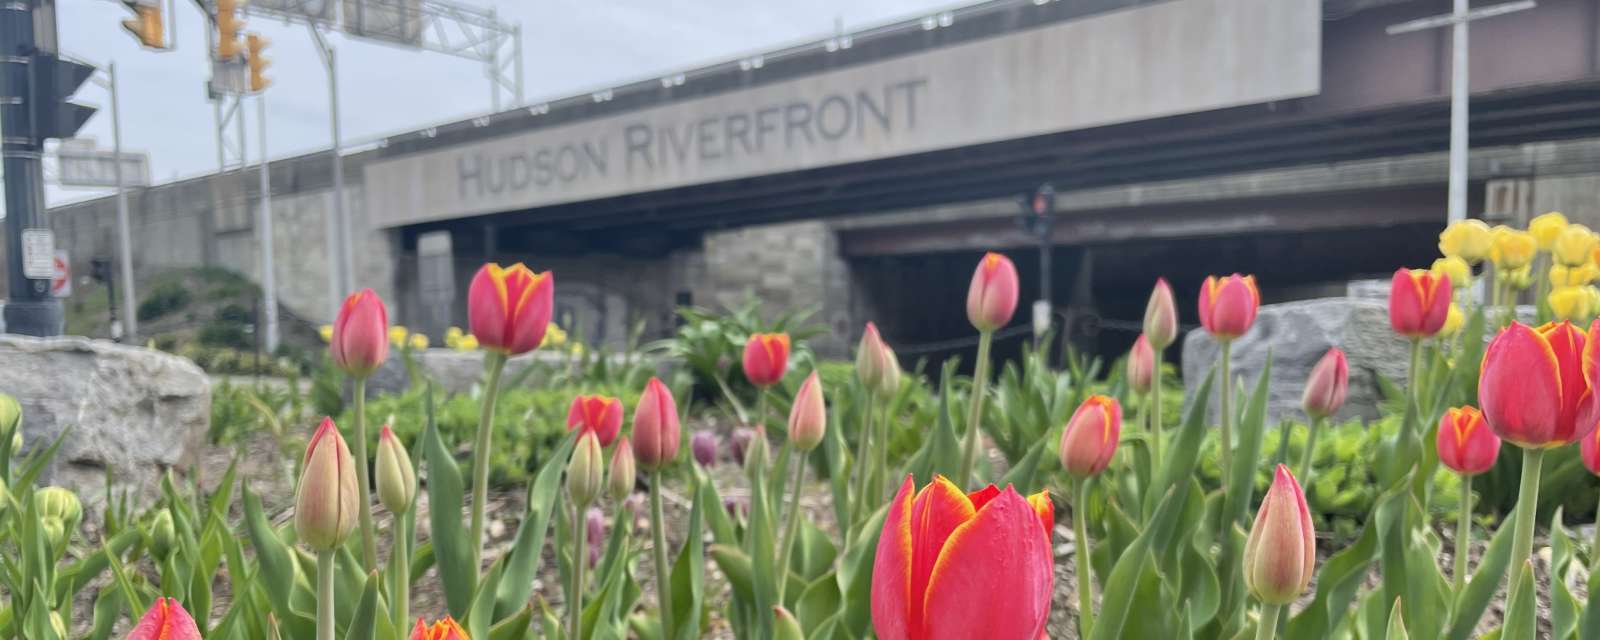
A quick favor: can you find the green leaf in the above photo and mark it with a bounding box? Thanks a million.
[1444,501,1515,640]
[1502,560,1536,640]
[1386,597,1409,640]
[773,605,805,640]
[1088,485,1187,640]
[495,431,578,619]
[1548,508,1579,640]
[1143,368,1215,521]
[669,479,705,640]
[423,391,477,618]
[1221,357,1272,530]
[795,572,841,632]
[346,570,380,640]
[241,483,316,638]
[1581,547,1600,639]
[487,604,535,640]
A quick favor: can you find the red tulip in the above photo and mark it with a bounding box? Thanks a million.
[788,371,826,451]
[632,377,681,471]
[1388,268,1453,338]
[1144,278,1178,349]
[1581,423,1600,476]
[1127,334,1154,395]
[1302,348,1349,419]
[1480,321,1600,448]
[330,288,389,376]
[566,394,623,447]
[411,616,469,640]
[871,475,1053,640]
[1243,465,1315,605]
[295,417,359,551]
[742,333,791,387]
[966,252,1020,332]
[128,598,201,640]
[1437,406,1501,475]
[1198,274,1260,340]
[467,262,554,355]
[1059,395,1121,477]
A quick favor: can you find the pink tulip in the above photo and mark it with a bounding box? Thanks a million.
[1302,348,1349,419]
[128,598,201,640]
[966,252,1020,332]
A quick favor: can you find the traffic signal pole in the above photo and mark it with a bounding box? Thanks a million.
[108,62,137,342]
[1,0,62,336]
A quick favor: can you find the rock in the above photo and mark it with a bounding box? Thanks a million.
[0,335,208,508]
[1180,298,1410,425]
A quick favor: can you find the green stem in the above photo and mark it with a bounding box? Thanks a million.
[1151,362,1163,473]
[875,397,891,503]
[1456,473,1472,594]
[956,330,995,488]
[1074,477,1095,639]
[569,500,589,639]
[316,549,335,640]
[1407,339,1423,420]
[394,528,411,631]
[1219,341,1233,493]
[649,471,674,636]
[352,377,378,569]
[775,448,808,603]
[846,389,876,548]
[469,352,508,572]
[1298,415,1322,488]
[1507,447,1546,607]
[1255,603,1282,640]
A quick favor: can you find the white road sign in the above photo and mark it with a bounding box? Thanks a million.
[21,229,54,279]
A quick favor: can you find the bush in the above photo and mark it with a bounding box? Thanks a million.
[197,321,251,350]
[137,281,191,321]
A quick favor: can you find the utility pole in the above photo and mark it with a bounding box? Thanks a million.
[108,62,137,342]
[1388,0,1536,224]
[308,24,352,315]
[2,0,96,336]
[256,92,277,352]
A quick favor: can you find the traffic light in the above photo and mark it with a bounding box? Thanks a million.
[119,1,164,49]
[215,0,243,60]
[33,55,98,141]
[246,33,270,92]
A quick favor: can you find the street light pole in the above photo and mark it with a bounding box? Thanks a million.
[308,24,352,315]
[257,92,278,353]
[109,62,137,342]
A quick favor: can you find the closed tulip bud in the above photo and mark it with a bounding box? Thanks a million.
[586,506,605,547]
[856,322,901,395]
[608,437,635,501]
[728,428,754,466]
[330,289,390,377]
[632,378,681,471]
[1531,211,1569,250]
[967,252,1020,332]
[1243,465,1315,605]
[774,606,805,640]
[788,371,827,451]
[1430,256,1472,290]
[1127,334,1154,395]
[1143,278,1178,349]
[567,394,624,447]
[1550,286,1594,322]
[1504,264,1535,291]
[128,598,202,640]
[1388,268,1453,338]
[1439,219,1494,264]
[1198,274,1260,340]
[149,509,176,560]
[743,333,791,387]
[1302,348,1348,420]
[0,392,20,436]
[34,486,82,529]
[1490,226,1538,270]
[872,476,1054,639]
[1554,223,1599,267]
[567,431,605,506]
[1480,321,1600,448]
[692,430,719,467]
[410,617,469,640]
[1438,406,1500,475]
[468,262,554,355]
[375,424,416,515]
[295,418,360,551]
[40,518,65,554]
[1059,395,1121,477]
[1440,303,1466,338]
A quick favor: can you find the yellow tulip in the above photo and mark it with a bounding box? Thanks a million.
[1489,227,1537,270]
[1554,224,1599,266]
[1549,285,1594,321]
[318,325,334,343]
[388,325,409,348]
[540,324,568,348]
[1439,219,1494,264]
[1504,264,1535,291]
[455,335,479,351]
[1549,263,1600,288]
[409,333,430,350]
[1530,211,1568,250]
[445,326,464,340]
[1439,303,1465,338]
[1430,256,1472,290]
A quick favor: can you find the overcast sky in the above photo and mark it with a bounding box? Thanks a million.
[45,0,956,206]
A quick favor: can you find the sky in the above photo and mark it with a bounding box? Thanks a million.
[45,0,958,206]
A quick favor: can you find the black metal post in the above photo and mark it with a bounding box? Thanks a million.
[1,0,62,335]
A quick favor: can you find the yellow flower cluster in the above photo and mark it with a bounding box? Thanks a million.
[1440,212,1600,323]
[444,326,478,352]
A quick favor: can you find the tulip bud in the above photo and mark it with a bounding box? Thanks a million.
[1127,334,1154,395]
[632,378,681,471]
[34,486,82,530]
[468,262,555,356]
[1059,395,1121,477]
[1490,226,1538,270]
[856,322,901,395]
[40,518,65,555]
[295,417,360,551]
[1301,348,1348,420]
[1439,406,1501,475]
[586,506,606,566]
[330,289,390,377]
[1555,223,1599,267]
[1143,278,1178,349]
[375,424,417,515]
[728,428,754,466]
[149,509,176,560]
[692,430,719,467]
[774,606,805,640]
[128,598,202,640]
[788,371,827,452]
[608,436,636,502]
[967,252,1020,332]
[1243,464,1315,605]
[1430,256,1472,291]
[50,611,66,639]
[1389,268,1452,338]
[567,394,624,447]
[1198,274,1260,340]
[1438,219,1494,264]
[410,617,469,640]
[1531,211,1569,251]
[567,431,605,506]
[743,333,791,387]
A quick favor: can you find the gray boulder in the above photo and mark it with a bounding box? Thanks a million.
[0,335,209,507]
[1180,298,1411,425]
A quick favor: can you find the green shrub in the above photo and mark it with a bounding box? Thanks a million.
[137,281,191,321]
[197,321,250,350]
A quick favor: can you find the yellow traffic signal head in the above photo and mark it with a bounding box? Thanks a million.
[215,0,244,59]
[247,33,271,92]
[120,5,165,49]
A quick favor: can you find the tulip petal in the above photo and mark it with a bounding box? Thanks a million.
[908,476,978,637]
[924,487,1053,640]
[966,485,1000,511]
[468,264,512,350]
[871,475,917,640]
[1481,322,1565,447]
[1027,490,1055,541]
[1542,322,1588,442]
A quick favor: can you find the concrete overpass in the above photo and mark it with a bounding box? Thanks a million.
[41,0,1600,359]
